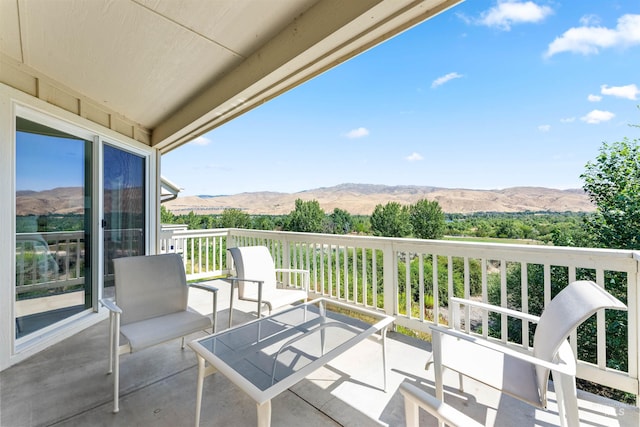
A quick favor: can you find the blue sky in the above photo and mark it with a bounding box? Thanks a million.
[163,0,640,196]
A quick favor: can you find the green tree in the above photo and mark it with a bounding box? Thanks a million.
[160,205,175,224]
[330,208,353,234]
[285,199,326,233]
[580,138,640,249]
[220,208,251,228]
[409,199,445,240]
[352,215,370,234]
[252,215,276,230]
[183,211,204,229]
[370,202,411,237]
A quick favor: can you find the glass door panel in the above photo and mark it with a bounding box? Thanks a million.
[103,144,146,294]
[15,117,92,339]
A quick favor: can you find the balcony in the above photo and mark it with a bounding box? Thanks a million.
[3,227,640,426]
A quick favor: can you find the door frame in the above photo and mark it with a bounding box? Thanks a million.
[0,82,158,370]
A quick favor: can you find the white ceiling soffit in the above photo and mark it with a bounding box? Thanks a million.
[1,0,462,153]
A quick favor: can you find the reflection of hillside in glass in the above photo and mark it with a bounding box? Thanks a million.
[15,117,92,339]
[16,187,85,216]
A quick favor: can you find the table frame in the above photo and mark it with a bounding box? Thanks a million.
[189,298,394,427]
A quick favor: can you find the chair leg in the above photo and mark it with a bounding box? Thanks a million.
[431,332,445,427]
[108,311,114,374]
[228,282,235,329]
[113,312,121,413]
[403,398,420,427]
[212,290,218,333]
[554,373,579,427]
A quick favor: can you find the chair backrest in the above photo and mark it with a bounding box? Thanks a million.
[113,253,189,325]
[532,280,626,403]
[228,246,277,299]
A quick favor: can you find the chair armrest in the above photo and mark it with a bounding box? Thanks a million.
[275,268,310,291]
[189,283,219,332]
[450,297,540,324]
[399,383,483,427]
[223,277,264,286]
[99,298,122,314]
[429,324,575,376]
[189,283,219,294]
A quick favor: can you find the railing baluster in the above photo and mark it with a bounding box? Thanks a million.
[500,259,507,342]
[521,261,528,348]
[418,253,424,322]
[352,246,357,304]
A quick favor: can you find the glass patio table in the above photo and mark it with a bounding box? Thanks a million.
[188,297,395,427]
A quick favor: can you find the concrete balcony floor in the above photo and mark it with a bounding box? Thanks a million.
[2,281,638,427]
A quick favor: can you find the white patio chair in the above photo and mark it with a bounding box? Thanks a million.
[100,253,218,413]
[226,246,309,327]
[428,280,626,427]
[400,382,483,427]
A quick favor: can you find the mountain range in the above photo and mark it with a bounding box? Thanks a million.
[15,184,595,217]
[163,183,595,216]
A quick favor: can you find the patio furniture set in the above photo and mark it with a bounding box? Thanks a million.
[99,247,627,427]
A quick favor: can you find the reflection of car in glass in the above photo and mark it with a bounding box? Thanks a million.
[16,234,59,286]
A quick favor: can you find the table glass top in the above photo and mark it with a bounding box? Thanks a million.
[194,299,389,392]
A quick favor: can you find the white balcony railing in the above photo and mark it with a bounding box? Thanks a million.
[159,226,640,401]
[15,231,85,294]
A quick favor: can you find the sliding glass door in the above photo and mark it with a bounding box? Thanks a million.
[103,144,146,293]
[15,114,149,340]
[15,118,93,339]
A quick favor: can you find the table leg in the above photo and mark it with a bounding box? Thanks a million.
[194,355,218,427]
[195,355,205,427]
[256,400,272,427]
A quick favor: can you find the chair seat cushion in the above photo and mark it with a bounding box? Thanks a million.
[121,309,211,352]
[242,288,307,310]
[439,333,541,407]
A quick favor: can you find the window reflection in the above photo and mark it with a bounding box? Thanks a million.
[103,144,145,291]
[15,117,92,339]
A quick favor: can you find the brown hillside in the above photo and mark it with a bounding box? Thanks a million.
[16,187,144,216]
[15,184,595,217]
[164,184,595,215]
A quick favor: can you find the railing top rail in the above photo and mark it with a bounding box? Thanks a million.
[226,227,637,257]
[159,228,230,238]
[17,231,85,239]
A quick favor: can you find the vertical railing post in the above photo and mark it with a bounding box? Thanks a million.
[226,230,236,271]
[382,241,395,317]
[631,251,640,404]
[282,238,291,286]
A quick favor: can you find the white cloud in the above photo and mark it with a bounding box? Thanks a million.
[587,94,602,102]
[579,14,601,27]
[431,72,463,88]
[545,14,640,57]
[345,127,370,139]
[476,1,553,31]
[560,117,576,123]
[581,110,615,124]
[406,152,424,162]
[190,136,212,146]
[601,84,639,100]
[538,124,551,132]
